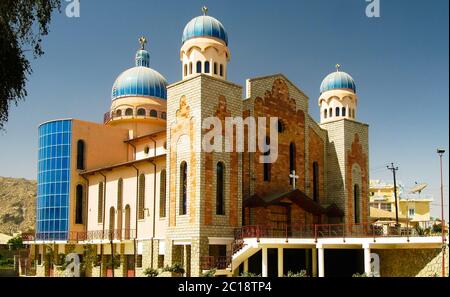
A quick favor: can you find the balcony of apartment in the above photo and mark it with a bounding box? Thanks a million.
[104,107,167,125]
[21,229,137,244]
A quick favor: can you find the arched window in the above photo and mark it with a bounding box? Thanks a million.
[214,62,218,75]
[116,109,122,117]
[204,61,210,74]
[138,174,145,220]
[150,110,158,117]
[76,140,85,170]
[124,205,131,240]
[75,185,83,224]
[117,179,123,232]
[219,64,224,77]
[184,64,188,77]
[336,107,340,117]
[342,107,346,117]
[312,162,319,202]
[324,109,328,119]
[189,62,193,75]
[98,182,104,223]
[161,112,167,120]
[354,184,360,223]
[109,207,115,239]
[196,61,202,74]
[289,143,296,184]
[160,170,166,218]
[137,108,146,116]
[216,162,225,215]
[180,161,187,215]
[263,137,271,182]
[329,108,333,118]
[125,108,133,116]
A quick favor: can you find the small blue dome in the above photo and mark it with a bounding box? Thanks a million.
[320,70,356,94]
[112,49,168,100]
[182,15,228,45]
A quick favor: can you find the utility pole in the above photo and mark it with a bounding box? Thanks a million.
[387,163,400,227]
[437,149,446,277]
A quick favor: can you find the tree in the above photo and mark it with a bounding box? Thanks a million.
[0,0,61,129]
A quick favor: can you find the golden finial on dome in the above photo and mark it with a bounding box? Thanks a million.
[139,36,147,50]
[202,6,208,16]
[335,64,341,72]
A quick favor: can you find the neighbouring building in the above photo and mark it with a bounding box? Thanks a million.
[22,8,447,278]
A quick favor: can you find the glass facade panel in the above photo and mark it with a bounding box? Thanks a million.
[37,120,72,241]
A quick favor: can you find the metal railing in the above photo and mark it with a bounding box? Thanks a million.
[23,229,137,242]
[201,256,231,270]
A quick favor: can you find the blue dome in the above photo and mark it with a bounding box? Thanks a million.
[112,49,168,100]
[182,15,228,45]
[320,70,356,94]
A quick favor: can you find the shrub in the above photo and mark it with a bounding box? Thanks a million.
[239,271,261,277]
[143,268,159,277]
[163,263,185,275]
[286,270,309,277]
[352,273,368,277]
[201,269,216,277]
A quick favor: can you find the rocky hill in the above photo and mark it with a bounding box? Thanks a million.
[0,177,36,235]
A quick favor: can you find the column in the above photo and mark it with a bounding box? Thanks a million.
[277,248,284,277]
[243,259,249,273]
[363,244,371,276]
[262,247,268,277]
[318,245,325,277]
[312,248,317,277]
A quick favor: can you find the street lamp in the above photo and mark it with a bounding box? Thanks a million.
[437,148,446,277]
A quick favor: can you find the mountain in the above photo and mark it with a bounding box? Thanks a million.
[0,177,36,235]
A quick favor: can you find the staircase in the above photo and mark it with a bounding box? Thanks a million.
[231,238,261,270]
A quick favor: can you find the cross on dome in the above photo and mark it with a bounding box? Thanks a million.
[202,6,208,16]
[335,64,341,72]
[139,36,148,50]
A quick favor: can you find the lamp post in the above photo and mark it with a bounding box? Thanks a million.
[437,148,446,277]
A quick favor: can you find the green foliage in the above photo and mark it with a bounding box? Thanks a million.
[7,235,24,250]
[286,270,309,277]
[0,0,61,129]
[352,273,368,277]
[201,269,216,277]
[239,271,261,277]
[432,224,442,234]
[162,263,185,275]
[143,268,159,277]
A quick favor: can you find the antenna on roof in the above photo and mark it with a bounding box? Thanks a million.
[410,182,428,195]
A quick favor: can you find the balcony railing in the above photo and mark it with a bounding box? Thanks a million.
[22,229,137,242]
[235,222,445,241]
[201,256,231,270]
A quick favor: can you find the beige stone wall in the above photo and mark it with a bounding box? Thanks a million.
[376,248,449,277]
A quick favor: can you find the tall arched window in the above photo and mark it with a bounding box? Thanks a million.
[138,174,146,220]
[219,64,224,77]
[196,61,202,74]
[329,108,333,118]
[216,162,225,215]
[214,62,218,75]
[125,108,133,116]
[109,207,115,239]
[160,170,166,218]
[204,61,210,74]
[180,162,188,215]
[342,107,346,117]
[117,178,123,232]
[336,107,340,117]
[353,109,356,118]
[289,143,296,184]
[124,205,131,240]
[137,108,146,116]
[77,140,85,170]
[324,109,328,119]
[278,120,285,133]
[184,64,188,76]
[263,137,271,182]
[312,162,319,202]
[150,110,158,117]
[75,185,83,224]
[116,109,122,117]
[98,182,104,223]
[354,184,360,223]
[189,62,193,74]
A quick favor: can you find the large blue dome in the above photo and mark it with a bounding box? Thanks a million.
[320,70,356,94]
[182,15,228,45]
[112,49,168,100]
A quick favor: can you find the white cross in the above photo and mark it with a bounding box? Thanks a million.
[289,170,299,190]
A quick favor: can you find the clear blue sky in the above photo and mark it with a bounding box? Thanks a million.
[0,0,448,219]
